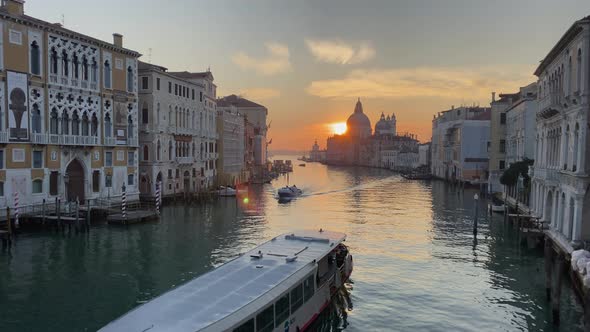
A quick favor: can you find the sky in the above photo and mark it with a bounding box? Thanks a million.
[27,0,590,151]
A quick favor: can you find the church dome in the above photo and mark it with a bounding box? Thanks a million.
[346,98,372,138]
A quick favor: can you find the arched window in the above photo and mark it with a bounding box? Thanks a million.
[104,60,111,89]
[127,115,133,138]
[105,113,112,137]
[72,111,80,135]
[568,56,572,95]
[564,125,570,170]
[73,53,79,79]
[142,104,149,124]
[91,114,98,136]
[91,58,98,83]
[143,145,149,161]
[577,49,582,92]
[573,123,579,171]
[30,41,40,75]
[61,50,69,76]
[50,108,58,134]
[32,104,41,133]
[82,56,89,81]
[192,142,196,157]
[50,47,58,74]
[157,140,161,161]
[168,106,172,126]
[81,112,89,136]
[61,112,70,135]
[127,66,134,92]
[168,141,173,160]
[157,103,160,123]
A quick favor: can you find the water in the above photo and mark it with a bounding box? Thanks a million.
[0,158,584,331]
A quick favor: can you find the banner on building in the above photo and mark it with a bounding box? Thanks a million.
[7,71,29,141]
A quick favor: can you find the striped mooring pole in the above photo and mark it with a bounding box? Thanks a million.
[155,181,161,216]
[14,190,20,228]
[122,184,127,222]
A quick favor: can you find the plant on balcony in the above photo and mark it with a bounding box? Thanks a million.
[500,158,534,189]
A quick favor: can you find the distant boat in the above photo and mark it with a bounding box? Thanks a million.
[278,185,303,198]
[490,203,505,213]
[217,186,237,197]
[401,173,432,180]
[99,229,353,332]
[299,163,306,167]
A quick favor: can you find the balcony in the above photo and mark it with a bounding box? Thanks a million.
[128,137,139,147]
[0,131,7,143]
[176,157,194,165]
[104,137,116,146]
[44,134,99,146]
[538,93,563,119]
[31,132,47,144]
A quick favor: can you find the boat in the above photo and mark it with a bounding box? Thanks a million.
[217,186,237,197]
[490,204,505,213]
[278,185,303,198]
[99,229,353,332]
[299,163,306,167]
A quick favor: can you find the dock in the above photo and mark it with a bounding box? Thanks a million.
[107,210,159,225]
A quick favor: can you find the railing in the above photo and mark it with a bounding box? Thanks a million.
[71,78,79,87]
[0,131,8,143]
[49,74,58,84]
[81,81,88,89]
[44,133,99,146]
[176,157,194,165]
[128,137,139,147]
[104,137,116,146]
[31,132,47,144]
[60,76,69,85]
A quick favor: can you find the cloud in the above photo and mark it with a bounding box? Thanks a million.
[232,42,291,75]
[305,39,375,65]
[306,65,536,102]
[239,88,281,100]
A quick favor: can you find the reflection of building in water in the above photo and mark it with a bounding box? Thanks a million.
[326,98,419,168]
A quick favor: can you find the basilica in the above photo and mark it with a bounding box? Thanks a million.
[326,99,419,168]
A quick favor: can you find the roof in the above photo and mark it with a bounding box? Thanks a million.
[534,15,590,76]
[218,94,267,109]
[0,9,141,57]
[138,61,167,72]
[99,230,346,332]
[169,71,214,81]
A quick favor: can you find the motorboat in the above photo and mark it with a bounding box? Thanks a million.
[490,203,505,213]
[278,185,303,198]
[299,163,306,167]
[99,229,353,332]
[217,186,237,197]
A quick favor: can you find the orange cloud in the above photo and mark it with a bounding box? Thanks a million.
[306,65,536,103]
[305,39,375,64]
[239,87,281,100]
[232,42,291,75]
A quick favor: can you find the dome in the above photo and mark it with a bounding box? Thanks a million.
[346,98,372,138]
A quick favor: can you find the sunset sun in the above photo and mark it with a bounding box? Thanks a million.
[330,122,347,135]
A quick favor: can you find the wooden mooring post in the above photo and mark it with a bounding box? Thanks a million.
[544,239,553,301]
[86,199,91,231]
[75,199,80,232]
[42,198,46,226]
[2,207,11,247]
[551,253,565,325]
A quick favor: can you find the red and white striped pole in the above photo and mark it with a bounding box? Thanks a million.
[14,191,19,228]
[155,181,161,215]
[122,185,127,221]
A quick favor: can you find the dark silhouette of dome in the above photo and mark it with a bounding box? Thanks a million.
[346,98,371,138]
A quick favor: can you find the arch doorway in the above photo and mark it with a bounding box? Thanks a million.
[140,175,150,195]
[66,159,85,202]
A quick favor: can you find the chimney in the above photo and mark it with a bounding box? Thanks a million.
[492,92,496,102]
[4,0,25,15]
[113,33,123,48]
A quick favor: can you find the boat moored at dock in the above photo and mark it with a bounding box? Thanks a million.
[99,229,353,332]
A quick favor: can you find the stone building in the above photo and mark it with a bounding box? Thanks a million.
[216,99,246,186]
[137,61,209,199]
[487,92,518,193]
[431,106,491,184]
[0,0,141,208]
[530,16,590,247]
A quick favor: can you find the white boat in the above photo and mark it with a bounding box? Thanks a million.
[490,203,505,213]
[217,186,237,197]
[99,229,353,332]
[278,185,302,198]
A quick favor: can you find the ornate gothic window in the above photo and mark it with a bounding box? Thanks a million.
[168,141,173,160]
[30,41,40,75]
[50,47,58,74]
[82,56,89,81]
[31,104,41,133]
[91,58,98,83]
[72,111,80,135]
[61,50,69,76]
[61,112,70,135]
[81,112,89,136]
[91,114,98,136]
[50,108,58,134]
[73,53,79,79]
[127,66,134,92]
[104,60,111,89]
[105,113,112,137]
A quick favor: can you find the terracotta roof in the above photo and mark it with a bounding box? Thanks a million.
[168,71,214,81]
[217,95,266,109]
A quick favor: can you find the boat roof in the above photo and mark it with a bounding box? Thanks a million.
[99,230,346,332]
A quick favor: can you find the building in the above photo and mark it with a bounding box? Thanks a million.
[487,92,518,193]
[418,143,431,168]
[309,140,326,162]
[530,16,590,247]
[138,61,208,199]
[505,83,538,166]
[217,95,268,181]
[431,106,491,184]
[216,100,246,186]
[0,0,141,208]
[167,71,218,189]
[327,99,419,168]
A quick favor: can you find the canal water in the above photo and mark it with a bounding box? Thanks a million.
[0,157,584,331]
